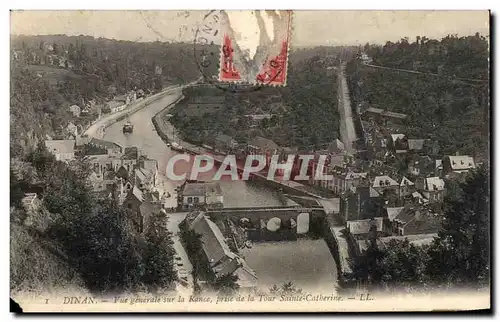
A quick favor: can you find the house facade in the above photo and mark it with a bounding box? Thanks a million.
[186,212,258,290]
[415,176,446,203]
[45,140,75,162]
[180,182,224,210]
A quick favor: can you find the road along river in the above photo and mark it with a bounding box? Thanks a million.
[101,88,290,208]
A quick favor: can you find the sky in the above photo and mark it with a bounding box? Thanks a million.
[10,10,490,46]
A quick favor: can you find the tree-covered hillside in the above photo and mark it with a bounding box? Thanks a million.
[347,34,489,159]
[10,35,215,157]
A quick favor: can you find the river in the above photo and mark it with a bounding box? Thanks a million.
[102,90,289,208]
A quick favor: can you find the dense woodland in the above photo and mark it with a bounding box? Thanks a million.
[346,34,489,160]
[171,51,341,151]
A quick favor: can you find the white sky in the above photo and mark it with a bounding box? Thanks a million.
[10,10,490,46]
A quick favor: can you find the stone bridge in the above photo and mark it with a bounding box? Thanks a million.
[206,205,326,234]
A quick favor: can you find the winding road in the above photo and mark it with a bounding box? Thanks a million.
[337,63,357,153]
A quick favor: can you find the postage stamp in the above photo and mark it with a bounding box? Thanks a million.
[218,10,292,86]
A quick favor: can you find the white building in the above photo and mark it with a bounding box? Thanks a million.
[180,182,223,210]
[44,140,75,162]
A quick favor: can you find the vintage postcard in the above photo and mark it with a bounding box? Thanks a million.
[10,10,490,313]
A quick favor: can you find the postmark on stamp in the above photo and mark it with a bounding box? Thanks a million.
[219,10,292,86]
[193,10,292,89]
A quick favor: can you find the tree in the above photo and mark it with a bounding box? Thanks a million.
[213,273,240,296]
[426,166,490,289]
[179,228,204,281]
[142,211,178,291]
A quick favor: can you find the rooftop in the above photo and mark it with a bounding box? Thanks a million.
[372,175,399,188]
[347,217,384,235]
[365,107,408,120]
[89,138,122,151]
[45,139,75,154]
[386,206,406,221]
[447,155,476,171]
[400,176,414,186]
[248,136,279,151]
[182,183,205,197]
[424,177,445,191]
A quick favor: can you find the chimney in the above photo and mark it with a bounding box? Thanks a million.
[455,151,460,156]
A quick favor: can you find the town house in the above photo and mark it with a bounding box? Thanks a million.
[345,217,387,256]
[44,139,75,162]
[386,206,442,236]
[363,107,408,127]
[415,176,446,203]
[328,166,368,195]
[399,176,415,197]
[442,155,476,174]
[179,182,224,210]
[371,175,399,196]
[339,184,384,224]
[86,138,123,157]
[186,212,258,290]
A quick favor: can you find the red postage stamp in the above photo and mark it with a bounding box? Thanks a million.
[219,10,292,86]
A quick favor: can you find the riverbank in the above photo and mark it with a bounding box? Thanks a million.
[84,84,186,139]
[151,95,185,146]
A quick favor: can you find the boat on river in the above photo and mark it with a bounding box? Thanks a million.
[123,121,134,134]
[170,141,184,152]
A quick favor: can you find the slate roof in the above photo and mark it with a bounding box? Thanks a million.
[189,213,233,267]
[186,212,256,286]
[390,134,406,142]
[400,176,414,186]
[132,186,144,202]
[386,207,406,221]
[447,155,476,171]
[183,183,206,197]
[372,175,399,188]
[424,177,445,191]
[365,107,408,120]
[248,136,279,151]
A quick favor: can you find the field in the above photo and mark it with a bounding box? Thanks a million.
[240,239,338,293]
